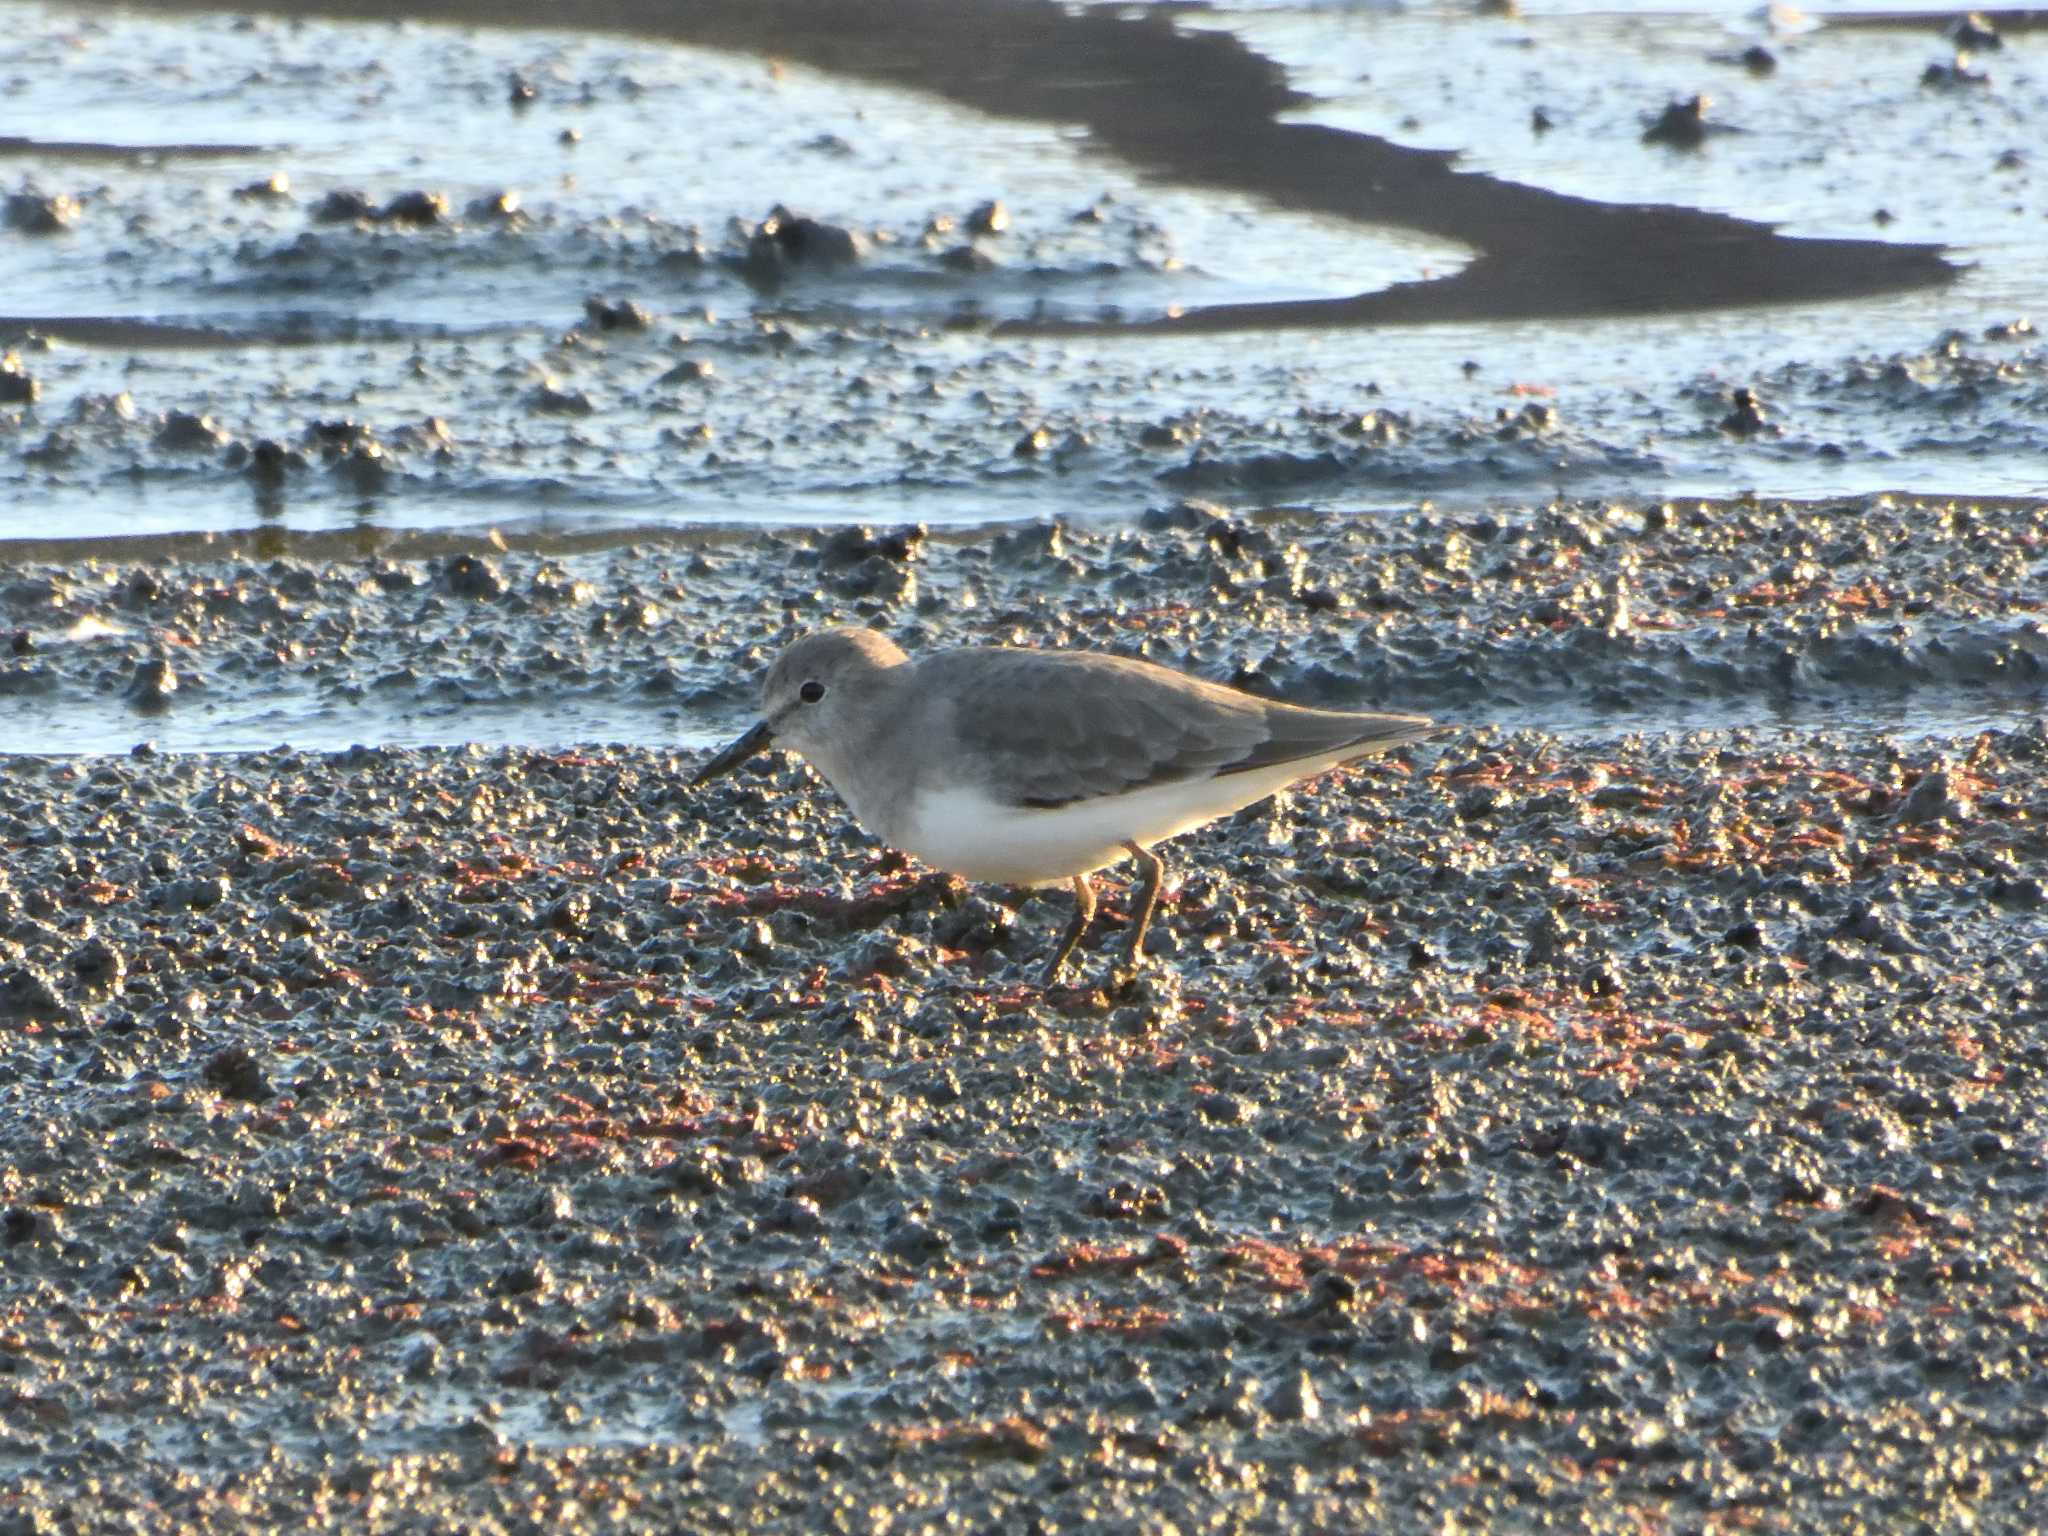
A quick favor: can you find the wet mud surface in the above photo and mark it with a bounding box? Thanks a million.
[4,690,2048,1531]
[5,0,2048,1529]
[1,499,2047,1530]
[2,492,2044,753]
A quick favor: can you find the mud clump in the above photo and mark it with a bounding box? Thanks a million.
[309,188,378,224]
[309,188,452,225]
[153,411,228,453]
[3,190,81,234]
[0,351,38,405]
[443,552,507,599]
[1948,14,2002,52]
[233,172,293,203]
[1719,386,1770,436]
[124,656,178,710]
[1642,94,1722,149]
[1921,55,1990,89]
[739,204,867,288]
[583,296,653,332]
[531,380,595,414]
[201,1043,272,1101]
[379,189,450,227]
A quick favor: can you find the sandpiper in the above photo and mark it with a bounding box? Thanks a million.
[693,626,1440,984]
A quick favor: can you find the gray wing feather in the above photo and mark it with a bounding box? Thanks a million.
[925,648,1435,809]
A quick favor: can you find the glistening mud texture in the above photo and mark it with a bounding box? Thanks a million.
[2,2,2045,1525]
[4,719,2048,1531]
[12,308,2048,545]
[2,494,2043,753]
[1,492,2047,1529]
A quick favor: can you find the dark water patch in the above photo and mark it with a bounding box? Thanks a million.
[999,207,1952,338]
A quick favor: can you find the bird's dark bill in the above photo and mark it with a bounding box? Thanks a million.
[690,720,775,786]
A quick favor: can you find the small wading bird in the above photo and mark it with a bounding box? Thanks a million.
[693,627,1441,986]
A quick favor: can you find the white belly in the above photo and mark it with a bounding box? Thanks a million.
[893,760,1343,886]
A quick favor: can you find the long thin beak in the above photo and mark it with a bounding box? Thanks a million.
[691,719,775,786]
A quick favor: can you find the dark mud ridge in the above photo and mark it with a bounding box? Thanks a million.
[3,506,2048,1529]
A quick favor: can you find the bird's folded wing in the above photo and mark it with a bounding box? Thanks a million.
[928,648,1435,810]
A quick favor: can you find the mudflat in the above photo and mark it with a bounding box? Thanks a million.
[4,498,2047,1531]
[5,0,2047,1526]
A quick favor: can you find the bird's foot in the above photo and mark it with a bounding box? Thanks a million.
[1098,956,1148,995]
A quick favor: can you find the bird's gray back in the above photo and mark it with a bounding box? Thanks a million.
[912,646,1428,810]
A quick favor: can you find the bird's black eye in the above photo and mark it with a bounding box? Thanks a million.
[799,680,826,705]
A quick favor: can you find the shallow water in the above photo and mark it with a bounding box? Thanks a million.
[1,0,2043,551]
